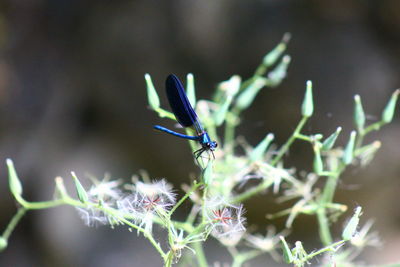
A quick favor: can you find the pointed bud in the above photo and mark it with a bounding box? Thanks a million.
[214,95,233,126]
[0,237,7,252]
[214,75,241,103]
[71,172,88,203]
[186,73,196,107]
[145,73,160,110]
[250,133,274,162]
[343,131,356,165]
[235,77,267,110]
[358,141,381,167]
[322,127,342,151]
[262,33,291,68]
[280,236,293,263]
[342,206,362,240]
[354,95,366,131]
[267,55,291,87]
[381,89,399,124]
[301,81,314,117]
[6,159,22,197]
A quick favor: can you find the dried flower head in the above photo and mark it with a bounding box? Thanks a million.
[205,197,246,246]
[75,176,122,227]
[116,179,176,233]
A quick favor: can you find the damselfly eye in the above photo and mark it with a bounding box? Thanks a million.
[207,141,217,151]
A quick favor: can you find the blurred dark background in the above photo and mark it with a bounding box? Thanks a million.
[0,0,399,266]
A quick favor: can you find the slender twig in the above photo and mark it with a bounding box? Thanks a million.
[1,207,26,240]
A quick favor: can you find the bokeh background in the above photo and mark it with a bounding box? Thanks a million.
[0,1,399,266]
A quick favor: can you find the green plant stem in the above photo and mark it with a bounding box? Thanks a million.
[231,250,264,267]
[164,251,173,267]
[224,112,239,154]
[305,240,345,260]
[355,121,385,149]
[316,208,333,246]
[154,107,175,121]
[192,242,208,267]
[2,207,26,240]
[11,194,168,262]
[271,116,308,166]
[231,178,274,204]
[94,205,168,262]
[317,165,345,245]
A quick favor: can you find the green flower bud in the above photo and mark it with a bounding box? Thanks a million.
[145,73,160,110]
[354,95,366,131]
[382,89,399,123]
[6,159,23,197]
[235,77,267,110]
[267,55,291,87]
[0,237,8,251]
[342,206,362,240]
[301,81,314,117]
[322,127,342,151]
[71,172,88,203]
[250,133,274,162]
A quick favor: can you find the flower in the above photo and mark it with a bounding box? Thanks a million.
[117,179,176,233]
[134,179,176,213]
[88,179,122,201]
[75,175,123,227]
[205,197,246,246]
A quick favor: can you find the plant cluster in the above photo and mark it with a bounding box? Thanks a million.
[1,34,399,267]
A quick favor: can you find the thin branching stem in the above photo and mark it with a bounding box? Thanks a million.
[1,207,26,240]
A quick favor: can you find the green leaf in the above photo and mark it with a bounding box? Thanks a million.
[145,73,160,110]
[354,95,366,131]
[381,89,399,123]
[343,131,356,165]
[322,127,342,151]
[301,81,314,117]
[71,172,88,203]
[250,133,274,162]
[6,159,23,197]
[342,206,362,240]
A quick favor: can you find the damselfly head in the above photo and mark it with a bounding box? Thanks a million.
[207,141,218,151]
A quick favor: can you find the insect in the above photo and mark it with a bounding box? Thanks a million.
[154,74,217,159]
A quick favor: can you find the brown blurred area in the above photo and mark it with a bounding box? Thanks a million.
[0,1,399,266]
